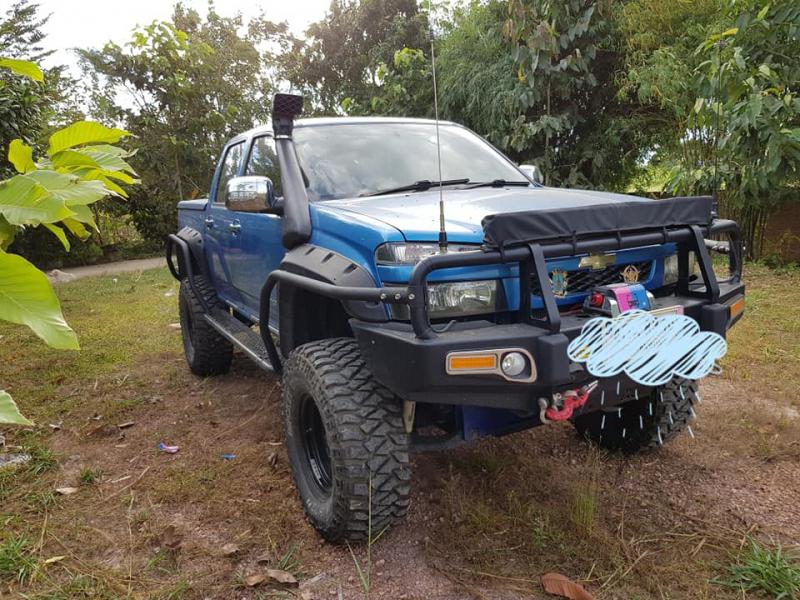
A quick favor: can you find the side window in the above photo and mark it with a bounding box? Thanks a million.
[214,142,244,204]
[246,136,282,197]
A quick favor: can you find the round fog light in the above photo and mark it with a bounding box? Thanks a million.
[501,352,526,377]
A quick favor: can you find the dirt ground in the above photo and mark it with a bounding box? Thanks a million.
[1,265,799,599]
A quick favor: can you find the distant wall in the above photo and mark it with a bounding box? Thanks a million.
[763,203,800,262]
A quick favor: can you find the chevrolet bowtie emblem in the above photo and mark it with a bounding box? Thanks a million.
[621,264,641,284]
[579,253,615,270]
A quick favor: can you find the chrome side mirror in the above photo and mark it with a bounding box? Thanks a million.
[518,164,542,184]
[225,176,276,212]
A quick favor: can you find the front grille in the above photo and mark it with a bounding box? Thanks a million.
[531,260,653,297]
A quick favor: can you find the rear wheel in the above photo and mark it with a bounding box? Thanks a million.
[178,277,233,376]
[282,338,411,543]
[573,378,698,453]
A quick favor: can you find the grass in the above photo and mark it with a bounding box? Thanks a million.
[569,475,599,535]
[78,468,102,486]
[0,263,799,598]
[20,574,119,599]
[0,268,182,425]
[724,263,800,398]
[153,577,192,599]
[718,538,800,599]
[0,536,38,585]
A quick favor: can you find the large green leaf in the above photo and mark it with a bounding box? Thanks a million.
[48,122,131,156]
[0,176,74,226]
[0,57,43,82]
[78,145,138,174]
[43,223,70,251]
[0,216,16,250]
[67,205,98,230]
[8,139,35,173]
[78,170,129,198]
[23,170,109,206]
[0,391,33,426]
[50,149,100,171]
[61,217,89,239]
[0,251,79,350]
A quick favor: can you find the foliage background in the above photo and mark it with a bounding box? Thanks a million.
[2,0,799,261]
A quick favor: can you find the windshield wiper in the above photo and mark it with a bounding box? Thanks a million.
[464,179,531,189]
[364,178,470,197]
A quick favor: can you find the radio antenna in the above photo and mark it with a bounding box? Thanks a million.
[711,39,726,218]
[429,1,447,253]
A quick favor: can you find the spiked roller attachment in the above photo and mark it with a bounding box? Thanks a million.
[272,93,304,137]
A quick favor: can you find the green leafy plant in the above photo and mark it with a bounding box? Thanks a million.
[0,57,138,425]
[78,467,102,485]
[716,537,800,599]
[0,536,37,585]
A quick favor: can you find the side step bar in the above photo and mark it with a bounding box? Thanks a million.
[204,309,275,373]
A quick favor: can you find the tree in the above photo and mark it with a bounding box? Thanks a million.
[503,0,650,187]
[619,0,800,258]
[80,5,285,242]
[0,1,63,179]
[0,58,137,425]
[285,0,428,113]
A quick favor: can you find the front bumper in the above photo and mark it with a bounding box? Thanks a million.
[352,281,745,412]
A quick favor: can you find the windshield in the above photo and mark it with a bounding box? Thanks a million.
[292,122,526,200]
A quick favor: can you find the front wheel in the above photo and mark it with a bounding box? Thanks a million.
[282,338,411,543]
[573,378,698,453]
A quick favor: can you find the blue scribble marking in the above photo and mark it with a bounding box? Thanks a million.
[567,309,727,386]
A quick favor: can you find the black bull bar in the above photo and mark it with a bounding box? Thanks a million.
[263,219,740,364]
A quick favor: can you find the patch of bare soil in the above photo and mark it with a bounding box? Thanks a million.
[6,346,800,599]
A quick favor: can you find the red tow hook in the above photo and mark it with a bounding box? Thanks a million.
[544,381,599,422]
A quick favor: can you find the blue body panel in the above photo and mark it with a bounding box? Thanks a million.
[177,125,677,330]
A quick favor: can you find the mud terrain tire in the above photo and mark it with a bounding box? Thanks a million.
[573,378,698,453]
[282,338,411,543]
[178,277,233,376]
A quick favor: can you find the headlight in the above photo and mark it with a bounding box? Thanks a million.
[376,242,479,265]
[389,280,501,319]
[663,253,699,285]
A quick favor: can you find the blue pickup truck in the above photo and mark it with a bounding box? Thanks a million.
[166,94,745,542]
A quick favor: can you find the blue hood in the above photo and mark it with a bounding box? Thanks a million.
[321,186,652,242]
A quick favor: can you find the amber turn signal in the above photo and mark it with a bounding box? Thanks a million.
[447,354,497,371]
[729,296,745,320]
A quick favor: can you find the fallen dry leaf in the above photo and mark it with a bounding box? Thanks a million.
[541,573,595,600]
[220,543,239,556]
[245,570,298,588]
[161,525,183,550]
[245,574,267,587]
[55,487,79,495]
[264,569,298,586]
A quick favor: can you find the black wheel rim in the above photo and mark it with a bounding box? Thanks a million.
[299,394,332,493]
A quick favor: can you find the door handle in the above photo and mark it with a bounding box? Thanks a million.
[204,217,215,228]
[228,221,242,234]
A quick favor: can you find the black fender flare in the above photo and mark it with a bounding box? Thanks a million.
[269,244,388,324]
[166,227,208,281]
[258,245,390,364]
